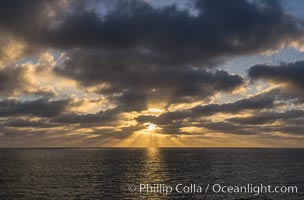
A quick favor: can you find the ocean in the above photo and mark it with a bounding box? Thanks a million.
[0,148,303,199]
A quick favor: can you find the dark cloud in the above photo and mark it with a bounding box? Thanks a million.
[114,89,148,112]
[137,94,275,125]
[56,49,244,108]
[0,0,59,41]
[199,121,258,135]
[228,110,304,125]
[228,114,278,125]
[4,119,60,128]
[0,66,31,95]
[173,107,304,136]
[53,0,301,63]
[0,98,70,117]
[51,109,119,126]
[191,95,274,115]
[202,117,304,136]
[0,0,301,64]
[152,110,304,136]
[249,60,304,91]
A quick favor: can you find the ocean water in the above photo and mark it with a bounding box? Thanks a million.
[0,148,303,199]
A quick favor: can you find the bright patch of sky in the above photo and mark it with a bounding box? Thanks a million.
[283,0,304,19]
[222,47,304,75]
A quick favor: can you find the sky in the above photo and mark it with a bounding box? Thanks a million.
[0,0,304,147]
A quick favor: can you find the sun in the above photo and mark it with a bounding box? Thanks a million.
[147,123,156,131]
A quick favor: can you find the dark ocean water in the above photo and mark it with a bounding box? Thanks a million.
[0,148,303,200]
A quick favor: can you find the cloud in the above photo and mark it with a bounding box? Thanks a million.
[191,95,274,115]
[0,33,28,66]
[0,0,301,63]
[0,63,57,97]
[249,60,304,91]
[227,109,304,125]
[202,115,304,136]
[137,94,275,125]
[56,49,244,108]
[155,109,304,136]
[199,121,258,135]
[51,109,119,126]
[0,98,70,117]
[53,0,300,63]
[4,119,60,128]
[0,66,33,95]
[134,87,304,136]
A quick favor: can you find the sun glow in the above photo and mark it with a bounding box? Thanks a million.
[147,123,156,131]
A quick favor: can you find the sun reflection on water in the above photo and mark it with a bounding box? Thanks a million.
[139,148,168,184]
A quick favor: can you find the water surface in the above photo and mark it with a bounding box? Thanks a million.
[0,148,303,199]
